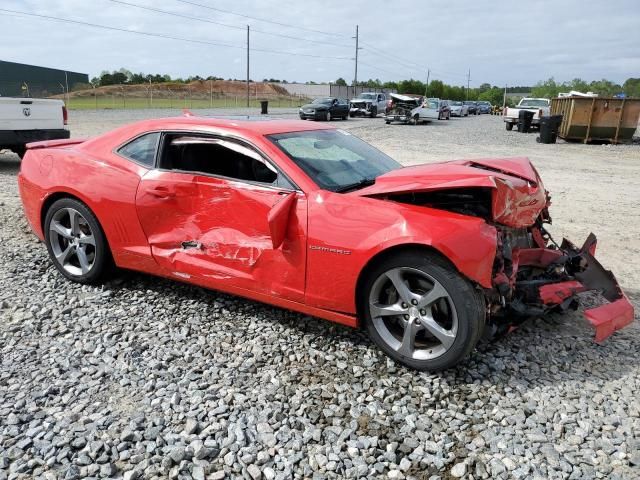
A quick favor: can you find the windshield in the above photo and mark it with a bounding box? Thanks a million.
[312,98,334,105]
[425,100,439,109]
[357,93,376,100]
[519,99,550,107]
[451,101,463,106]
[268,129,401,192]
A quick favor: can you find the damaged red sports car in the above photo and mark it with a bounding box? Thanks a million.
[18,117,634,370]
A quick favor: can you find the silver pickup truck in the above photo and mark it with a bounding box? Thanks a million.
[349,92,387,118]
[503,98,550,131]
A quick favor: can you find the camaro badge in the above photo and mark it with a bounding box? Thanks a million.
[309,245,352,255]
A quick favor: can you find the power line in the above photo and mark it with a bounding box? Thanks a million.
[360,42,468,81]
[109,0,352,49]
[358,60,400,78]
[0,8,352,61]
[360,43,422,70]
[173,0,347,38]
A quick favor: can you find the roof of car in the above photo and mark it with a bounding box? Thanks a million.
[119,115,336,136]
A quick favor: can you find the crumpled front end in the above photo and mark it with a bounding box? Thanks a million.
[356,156,634,342]
[491,224,634,342]
[349,100,374,116]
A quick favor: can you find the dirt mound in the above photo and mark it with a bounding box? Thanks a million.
[61,80,290,99]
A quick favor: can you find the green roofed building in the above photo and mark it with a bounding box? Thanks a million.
[0,60,88,97]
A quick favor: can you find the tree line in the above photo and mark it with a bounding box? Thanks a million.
[530,77,640,98]
[91,68,229,86]
[335,77,518,105]
[89,69,639,105]
[336,76,638,104]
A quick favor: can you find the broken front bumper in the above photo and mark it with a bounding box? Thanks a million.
[494,233,634,342]
[349,106,372,116]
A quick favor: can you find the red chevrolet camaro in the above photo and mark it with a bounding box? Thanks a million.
[18,116,634,370]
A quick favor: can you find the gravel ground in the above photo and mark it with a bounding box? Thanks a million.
[1,110,639,480]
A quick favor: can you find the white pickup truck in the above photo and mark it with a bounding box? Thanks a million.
[503,98,550,131]
[0,97,69,158]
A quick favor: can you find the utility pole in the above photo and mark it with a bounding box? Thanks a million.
[466,69,471,100]
[64,71,69,105]
[503,84,507,108]
[425,69,430,97]
[353,25,359,88]
[246,25,250,108]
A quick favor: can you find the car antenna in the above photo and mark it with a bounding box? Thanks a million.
[182,108,194,117]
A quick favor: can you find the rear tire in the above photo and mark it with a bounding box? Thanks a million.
[13,147,25,159]
[505,122,514,131]
[44,198,112,284]
[361,251,485,371]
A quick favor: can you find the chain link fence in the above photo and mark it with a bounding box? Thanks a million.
[329,85,396,99]
[0,81,310,110]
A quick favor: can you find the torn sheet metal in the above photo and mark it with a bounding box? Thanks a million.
[491,228,635,342]
[135,169,307,302]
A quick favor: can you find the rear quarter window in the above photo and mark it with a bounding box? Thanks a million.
[117,132,160,167]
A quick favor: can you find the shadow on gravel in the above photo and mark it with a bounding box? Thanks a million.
[102,268,638,387]
[0,154,20,174]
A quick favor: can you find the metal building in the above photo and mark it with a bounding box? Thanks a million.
[0,60,89,97]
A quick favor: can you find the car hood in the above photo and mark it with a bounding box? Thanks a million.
[351,98,373,104]
[354,157,548,228]
[301,103,327,110]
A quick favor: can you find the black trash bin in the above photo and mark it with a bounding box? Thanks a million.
[538,115,563,144]
[518,110,535,133]
[260,100,268,115]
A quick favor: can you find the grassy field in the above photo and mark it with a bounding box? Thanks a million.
[65,95,308,110]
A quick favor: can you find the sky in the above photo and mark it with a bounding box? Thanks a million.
[1,0,639,87]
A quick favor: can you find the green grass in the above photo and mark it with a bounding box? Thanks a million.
[65,96,308,110]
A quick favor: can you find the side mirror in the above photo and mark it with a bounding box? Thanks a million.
[268,192,296,249]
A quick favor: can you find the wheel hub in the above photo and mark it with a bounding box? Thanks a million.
[369,267,458,361]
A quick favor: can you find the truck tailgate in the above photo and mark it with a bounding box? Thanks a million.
[0,97,65,131]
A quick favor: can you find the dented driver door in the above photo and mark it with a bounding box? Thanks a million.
[136,170,308,303]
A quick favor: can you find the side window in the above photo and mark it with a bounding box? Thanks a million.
[159,134,294,189]
[117,132,160,167]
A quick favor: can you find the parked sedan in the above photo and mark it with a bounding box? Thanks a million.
[463,101,478,115]
[449,101,469,117]
[18,117,633,370]
[477,101,492,114]
[299,97,349,121]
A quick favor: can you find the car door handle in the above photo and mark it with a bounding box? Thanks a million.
[147,186,175,199]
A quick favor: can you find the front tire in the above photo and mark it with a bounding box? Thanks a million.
[44,198,111,284]
[325,111,331,121]
[370,107,377,118]
[505,122,514,131]
[361,252,484,371]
